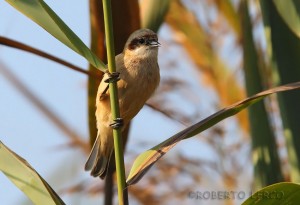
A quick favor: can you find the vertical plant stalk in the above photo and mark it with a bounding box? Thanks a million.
[240,0,283,189]
[102,0,127,204]
[260,0,300,181]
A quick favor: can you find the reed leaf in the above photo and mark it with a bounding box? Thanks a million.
[127,82,300,185]
[5,0,105,71]
[0,141,65,205]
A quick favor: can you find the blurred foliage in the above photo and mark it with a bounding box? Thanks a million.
[3,0,300,204]
[166,0,249,132]
[240,0,283,190]
[260,0,300,183]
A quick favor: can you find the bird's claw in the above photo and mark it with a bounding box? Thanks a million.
[104,71,120,84]
[109,118,124,129]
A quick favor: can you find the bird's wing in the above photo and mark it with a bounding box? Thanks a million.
[98,54,125,101]
[98,74,110,100]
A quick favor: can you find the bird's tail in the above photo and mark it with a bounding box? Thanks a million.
[85,133,113,179]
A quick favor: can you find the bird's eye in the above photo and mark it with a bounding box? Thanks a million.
[138,38,145,44]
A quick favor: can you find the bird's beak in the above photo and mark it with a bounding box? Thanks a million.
[148,40,161,48]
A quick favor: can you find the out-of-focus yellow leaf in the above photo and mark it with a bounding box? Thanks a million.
[215,0,241,37]
[166,0,248,132]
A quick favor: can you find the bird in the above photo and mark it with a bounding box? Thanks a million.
[85,28,160,178]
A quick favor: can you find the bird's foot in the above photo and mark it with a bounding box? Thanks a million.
[104,71,120,84]
[109,118,124,129]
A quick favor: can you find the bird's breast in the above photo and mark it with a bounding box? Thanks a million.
[118,57,160,122]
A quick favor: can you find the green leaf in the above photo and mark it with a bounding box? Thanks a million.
[0,141,65,205]
[273,0,300,38]
[240,1,283,189]
[261,0,300,181]
[127,82,300,186]
[242,182,300,204]
[5,0,106,71]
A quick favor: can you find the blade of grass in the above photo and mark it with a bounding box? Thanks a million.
[0,141,65,205]
[5,0,106,71]
[127,81,300,186]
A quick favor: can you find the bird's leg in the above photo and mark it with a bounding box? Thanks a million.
[109,118,124,129]
[99,85,109,100]
[104,70,123,129]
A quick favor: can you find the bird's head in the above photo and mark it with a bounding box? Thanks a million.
[124,29,160,59]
